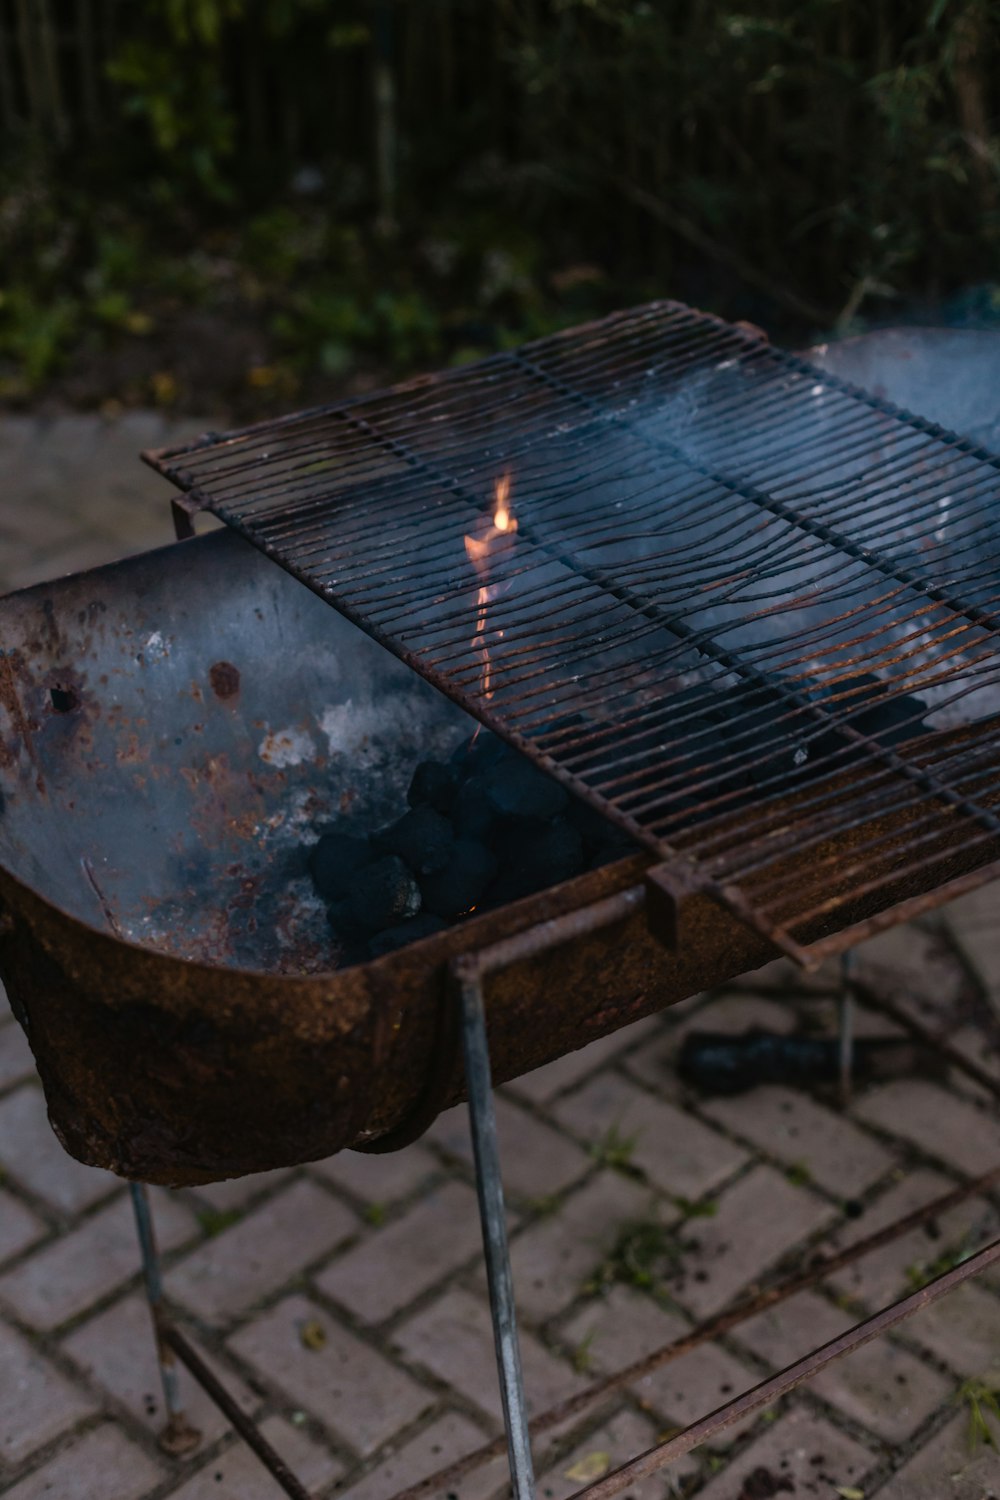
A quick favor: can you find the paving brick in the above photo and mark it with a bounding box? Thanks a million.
[670,1165,835,1320]
[427,1097,590,1202]
[537,1407,666,1500]
[310,1142,438,1206]
[691,1406,873,1500]
[948,1023,1000,1104]
[162,1415,343,1500]
[734,1289,953,1443]
[1,1421,164,1500]
[499,1170,652,1322]
[0,1318,95,1468]
[560,1285,758,1446]
[854,922,967,1011]
[623,993,796,1097]
[854,1079,1000,1177]
[506,1016,663,1105]
[229,1293,430,1457]
[191,1168,295,1215]
[10,537,137,591]
[169,1178,356,1323]
[316,1180,484,1324]
[952,918,1000,1000]
[702,1085,895,1197]
[0,1189,46,1265]
[63,1293,258,1444]
[872,1409,1000,1498]
[0,1020,34,1092]
[0,1189,196,1331]
[393,1286,587,1428]
[554,1073,747,1201]
[905,1279,1000,1380]
[828,1168,996,1309]
[0,1085,118,1215]
[334,1412,505,1500]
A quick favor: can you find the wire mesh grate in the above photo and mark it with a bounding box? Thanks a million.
[147,302,1000,964]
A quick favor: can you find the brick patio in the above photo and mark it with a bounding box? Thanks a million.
[2,414,1000,1498]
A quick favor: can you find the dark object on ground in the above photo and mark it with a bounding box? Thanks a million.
[343,855,422,930]
[377,804,455,873]
[419,839,498,918]
[678,1027,935,1095]
[737,1469,795,1500]
[307,830,375,901]
[407,760,459,815]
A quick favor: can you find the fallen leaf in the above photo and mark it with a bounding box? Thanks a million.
[299,1318,327,1351]
[564,1451,611,1483]
[835,1488,864,1499]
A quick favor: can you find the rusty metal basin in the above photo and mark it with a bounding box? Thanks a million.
[1,326,996,1186]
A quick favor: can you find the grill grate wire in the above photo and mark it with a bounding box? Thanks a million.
[147,302,1000,963]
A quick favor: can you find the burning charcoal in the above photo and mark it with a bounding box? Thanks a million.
[376,805,455,874]
[482,757,568,822]
[343,855,422,931]
[453,773,496,841]
[407,760,458,815]
[419,839,498,918]
[308,830,376,902]
[450,729,509,775]
[368,912,448,957]
[488,817,583,904]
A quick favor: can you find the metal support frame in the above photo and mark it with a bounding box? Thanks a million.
[456,965,535,1500]
[128,891,1000,1500]
[838,950,856,1105]
[129,1185,201,1459]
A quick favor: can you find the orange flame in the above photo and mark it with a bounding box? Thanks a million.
[464,475,517,700]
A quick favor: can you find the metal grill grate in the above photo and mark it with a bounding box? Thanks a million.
[147,302,1000,964]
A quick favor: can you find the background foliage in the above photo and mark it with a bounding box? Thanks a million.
[1,0,998,412]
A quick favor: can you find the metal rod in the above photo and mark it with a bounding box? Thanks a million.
[387,1156,1000,1500]
[128,1184,201,1458]
[565,1234,1000,1500]
[160,1325,314,1500]
[838,949,856,1105]
[458,967,535,1500]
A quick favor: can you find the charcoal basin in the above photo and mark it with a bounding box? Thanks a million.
[0,326,996,1186]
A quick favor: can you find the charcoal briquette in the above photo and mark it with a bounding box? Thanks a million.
[452,773,495,841]
[419,839,497,918]
[482,757,568,821]
[368,912,448,957]
[449,729,509,775]
[376,804,454,874]
[308,830,376,902]
[343,855,422,930]
[407,760,458,815]
[567,798,637,857]
[487,817,583,904]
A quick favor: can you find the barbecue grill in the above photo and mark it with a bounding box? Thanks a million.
[2,306,1000,1500]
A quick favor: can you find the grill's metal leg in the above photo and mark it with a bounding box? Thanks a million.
[129,1184,202,1458]
[458,970,535,1500]
[838,951,856,1107]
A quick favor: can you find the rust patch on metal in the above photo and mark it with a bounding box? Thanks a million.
[209,661,240,700]
[0,652,39,773]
